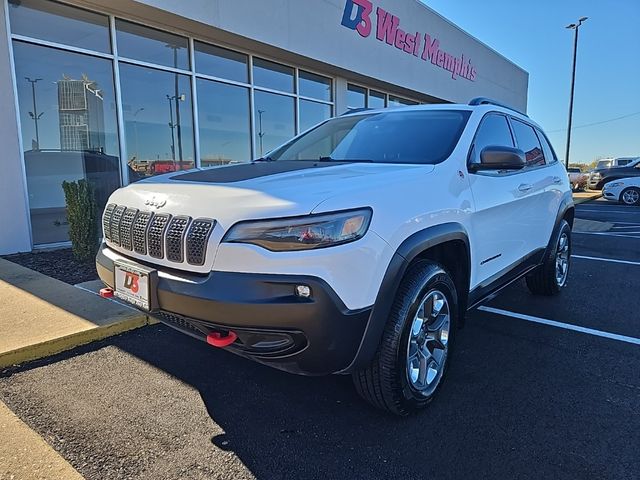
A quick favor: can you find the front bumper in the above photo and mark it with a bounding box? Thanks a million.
[97,245,371,375]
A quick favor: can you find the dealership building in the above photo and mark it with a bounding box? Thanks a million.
[0,0,528,254]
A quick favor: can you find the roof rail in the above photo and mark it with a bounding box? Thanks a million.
[469,97,527,117]
[340,107,375,116]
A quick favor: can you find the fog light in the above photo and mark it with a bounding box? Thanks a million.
[295,285,311,298]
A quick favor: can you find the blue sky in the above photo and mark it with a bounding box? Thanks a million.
[423,0,640,165]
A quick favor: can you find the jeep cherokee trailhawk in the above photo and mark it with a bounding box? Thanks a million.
[97,98,574,415]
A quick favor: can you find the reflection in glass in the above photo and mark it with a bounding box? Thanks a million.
[299,71,332,101]
[8,0,110,53]
[389,96,418,107]
[369,90,386,109]
[253,58,294,93]
[197,79,251,166]
[116,20,189,70]
[194,42,248,83]
[347,84,366,110]
[300,100,331,132]
[254,91,295,156]
[12,41,120,244]
[119,63,194,180]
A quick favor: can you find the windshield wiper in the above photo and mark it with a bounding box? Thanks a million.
[253,156,275,163]
[318,156,373,163]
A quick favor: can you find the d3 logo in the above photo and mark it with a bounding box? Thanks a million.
[123,272,139,294]
[341,0,373,38]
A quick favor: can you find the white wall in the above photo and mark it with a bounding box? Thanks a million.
[0,1,31,254]
[115,0,529,111]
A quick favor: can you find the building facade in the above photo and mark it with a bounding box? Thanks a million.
[0,0,528,254]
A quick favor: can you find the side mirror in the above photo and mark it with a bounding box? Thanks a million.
[470,146,526,172]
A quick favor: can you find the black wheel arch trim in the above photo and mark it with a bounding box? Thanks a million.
[341,222,471,373]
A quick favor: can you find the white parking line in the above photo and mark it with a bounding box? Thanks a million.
[478,306,640,346]
[576,208,638,214]
[571,254,640,266]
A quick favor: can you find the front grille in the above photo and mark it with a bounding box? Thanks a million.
[103,203,214,266]
[186,219,215,266]
[165,216,191,263]
[147,214,171,259]
[119,208,138,250]
[103,204,116,240]
[110,206,126,246]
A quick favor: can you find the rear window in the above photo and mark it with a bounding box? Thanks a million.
[597,160,612,169]
[568,168,581,173]
[268,110,472,165]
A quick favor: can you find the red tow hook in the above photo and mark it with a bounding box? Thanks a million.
[206,331,238,348]
[99,287,114,298]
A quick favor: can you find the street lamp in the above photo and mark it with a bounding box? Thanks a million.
[25,77,43,150]
[564,16,588,169]
[257,109,266,156]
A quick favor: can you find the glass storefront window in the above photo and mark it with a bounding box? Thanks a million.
[254,91,295,157]
[194,41,248,83]
[347,84,366,109]
[299,70,332,102]
[13,41,120,244]
[253,58,294,93]
[119,63,195,180]
[389,95,418,107]
[8,0,110,53]
[369,90,386,109]
[116,20,189,70]
[299,100,331,132]
[197,79,251,166]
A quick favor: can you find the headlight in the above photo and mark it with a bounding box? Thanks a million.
[223,208,372,251]
[606,182,624,188]
[592,172,601,178]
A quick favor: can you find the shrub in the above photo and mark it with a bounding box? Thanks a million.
[62,179,98,262]
[576,176,588,191]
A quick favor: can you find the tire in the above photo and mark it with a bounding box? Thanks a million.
[620,187,640,206]
[526,219,571,296]
[352,261,458,416]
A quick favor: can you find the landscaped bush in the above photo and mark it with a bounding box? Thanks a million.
[576,176,588,191]
[62,179,98,262]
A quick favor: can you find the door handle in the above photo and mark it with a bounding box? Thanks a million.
[518,184,533,192]
[553,176,562,184]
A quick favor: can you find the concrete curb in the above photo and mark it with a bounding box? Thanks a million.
[0,258,156,370]
[573,192,602,205]
[0,313,152,369]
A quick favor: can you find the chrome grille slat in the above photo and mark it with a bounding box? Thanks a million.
[110,205,126,246]
[186,219,215,266]
[133,211,153,255]
[166,216,191,263]
[103,203,116,241]
[147,213,171,259]
[119,208,138,251]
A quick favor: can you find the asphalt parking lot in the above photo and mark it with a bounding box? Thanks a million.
[1,198,639,480]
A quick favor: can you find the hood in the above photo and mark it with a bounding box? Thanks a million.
[110,161,433,228]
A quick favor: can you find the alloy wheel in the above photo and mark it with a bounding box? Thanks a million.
[406,290,450,397]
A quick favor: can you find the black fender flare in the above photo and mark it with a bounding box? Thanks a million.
[341,222,470,373]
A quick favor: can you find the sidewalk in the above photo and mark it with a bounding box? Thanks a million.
[572,190,601,204]
[0,258,152,369]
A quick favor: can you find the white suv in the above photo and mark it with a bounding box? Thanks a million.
[97,98,574,415]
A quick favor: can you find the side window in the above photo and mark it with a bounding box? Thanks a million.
[469,113,514,165]
[511,119,545,167]
[536,129,557,164]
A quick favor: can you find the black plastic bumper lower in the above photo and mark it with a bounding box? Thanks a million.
[96,245,372,375]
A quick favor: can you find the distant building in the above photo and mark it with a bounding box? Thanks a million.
[57,75,106,152]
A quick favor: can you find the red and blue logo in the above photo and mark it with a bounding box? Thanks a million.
[341,0,373,38]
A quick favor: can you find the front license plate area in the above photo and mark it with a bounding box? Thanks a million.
[114,261,157,311]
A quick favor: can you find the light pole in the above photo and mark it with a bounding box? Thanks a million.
[257,109,266,156]
[564,16,588,169]
[25,77,43,150]
[132,107,144,161]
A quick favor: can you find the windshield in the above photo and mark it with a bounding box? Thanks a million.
[596,160,612,169]
[267,110,471,165]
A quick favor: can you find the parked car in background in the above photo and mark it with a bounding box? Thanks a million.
[567,167,588,191]
[602,177,640,205]
[588,157,640,190]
